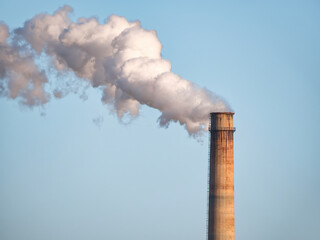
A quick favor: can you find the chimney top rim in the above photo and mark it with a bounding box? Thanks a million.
[210,112,235,115]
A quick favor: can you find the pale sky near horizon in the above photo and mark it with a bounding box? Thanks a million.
[0,1,319,240]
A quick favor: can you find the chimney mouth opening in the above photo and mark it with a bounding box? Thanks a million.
[210,112,235,115]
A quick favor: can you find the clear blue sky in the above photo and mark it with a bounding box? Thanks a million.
[1,0,319,240]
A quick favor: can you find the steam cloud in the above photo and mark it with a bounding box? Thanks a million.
[0,6,231,137]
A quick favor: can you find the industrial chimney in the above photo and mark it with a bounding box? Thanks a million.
[208,112,235,240]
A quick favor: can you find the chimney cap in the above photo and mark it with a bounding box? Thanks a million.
[210,112,235,115]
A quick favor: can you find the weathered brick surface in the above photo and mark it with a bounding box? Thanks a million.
[208,112,235,240]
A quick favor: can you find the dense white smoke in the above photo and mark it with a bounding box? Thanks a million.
[0,6,231,137]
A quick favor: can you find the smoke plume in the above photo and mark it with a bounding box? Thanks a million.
[0,6,231,137]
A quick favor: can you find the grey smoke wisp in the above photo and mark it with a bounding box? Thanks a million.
[0,23,49,106]
[0,6,231,137]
